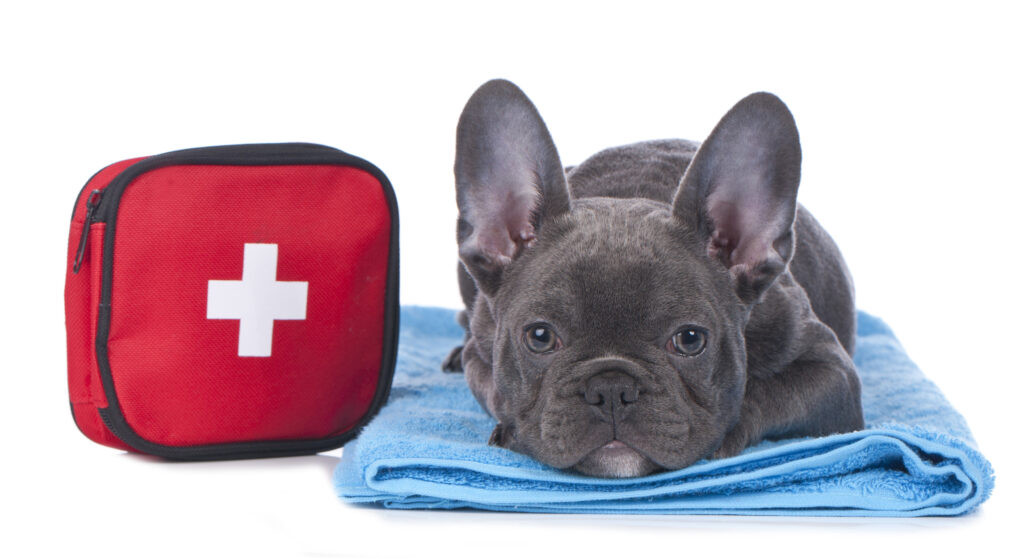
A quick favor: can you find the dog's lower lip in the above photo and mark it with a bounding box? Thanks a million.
[575,440,661,477]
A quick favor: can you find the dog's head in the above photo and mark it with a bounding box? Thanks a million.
[455,80,801,477]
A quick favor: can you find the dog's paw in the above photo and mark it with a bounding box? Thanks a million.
[488,423,515,448]
[711,434,748,460]
[712,412,760,459]
[441,345,465,373]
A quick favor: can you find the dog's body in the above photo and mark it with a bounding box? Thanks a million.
[447,80,863,478]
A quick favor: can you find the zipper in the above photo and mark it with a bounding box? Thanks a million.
[73,144,337,274]
[72,189,103,273]
[82,142,400,460]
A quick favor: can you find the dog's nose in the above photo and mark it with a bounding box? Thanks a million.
[584,371,639,417]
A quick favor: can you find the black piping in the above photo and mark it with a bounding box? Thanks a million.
[81,143,398,460]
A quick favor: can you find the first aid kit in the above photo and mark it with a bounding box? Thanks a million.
[64,143,398,459]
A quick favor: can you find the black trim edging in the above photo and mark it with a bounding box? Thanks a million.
[84,142,399,461]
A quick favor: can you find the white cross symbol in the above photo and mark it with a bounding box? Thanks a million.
[206,243,308,357]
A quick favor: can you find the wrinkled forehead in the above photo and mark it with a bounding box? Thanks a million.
[499,202,732,336]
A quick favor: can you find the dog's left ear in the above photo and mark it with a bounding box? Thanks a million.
[673,92,802,303]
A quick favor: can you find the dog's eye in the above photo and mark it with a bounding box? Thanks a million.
[669,328,707,356]
[524,324,561,354]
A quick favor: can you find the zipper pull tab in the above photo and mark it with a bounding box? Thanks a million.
[72,190,103,274]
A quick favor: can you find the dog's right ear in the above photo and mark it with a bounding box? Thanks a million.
[672,92,802,304]
[455,79,570,296]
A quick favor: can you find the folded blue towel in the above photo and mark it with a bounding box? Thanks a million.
[334,306,994,516]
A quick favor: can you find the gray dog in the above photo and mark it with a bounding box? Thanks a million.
[443,79,863,478]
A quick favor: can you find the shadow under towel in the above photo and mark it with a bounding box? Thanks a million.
[334,307,994,516]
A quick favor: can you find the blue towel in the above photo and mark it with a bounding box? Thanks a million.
[334,306,994,516]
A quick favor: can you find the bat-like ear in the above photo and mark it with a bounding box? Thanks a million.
[455,79,570,296]
[673,92,802,303]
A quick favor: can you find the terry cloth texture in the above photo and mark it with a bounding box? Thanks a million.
[334,307,994,516]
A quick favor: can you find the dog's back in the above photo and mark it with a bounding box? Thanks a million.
[566,139,856,353]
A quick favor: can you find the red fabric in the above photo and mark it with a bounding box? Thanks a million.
[65,158,144,451]
[66,160,390,449]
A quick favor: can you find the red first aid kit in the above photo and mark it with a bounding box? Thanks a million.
[64,143,398,459]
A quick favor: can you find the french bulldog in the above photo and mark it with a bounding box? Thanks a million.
[443,79,863,478]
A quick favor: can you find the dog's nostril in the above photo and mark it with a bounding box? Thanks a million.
[584,371,639,415]
[621,387,638,404]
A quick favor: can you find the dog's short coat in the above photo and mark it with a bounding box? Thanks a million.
[445,79,863,478]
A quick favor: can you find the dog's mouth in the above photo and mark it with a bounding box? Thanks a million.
[571,439,662,478]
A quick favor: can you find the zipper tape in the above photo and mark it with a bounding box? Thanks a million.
[72,190,103,273]
[77,143,400,460]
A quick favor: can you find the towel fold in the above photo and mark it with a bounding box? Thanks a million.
[334,307,994,516]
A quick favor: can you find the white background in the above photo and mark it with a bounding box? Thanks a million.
[2,1,1021,556]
